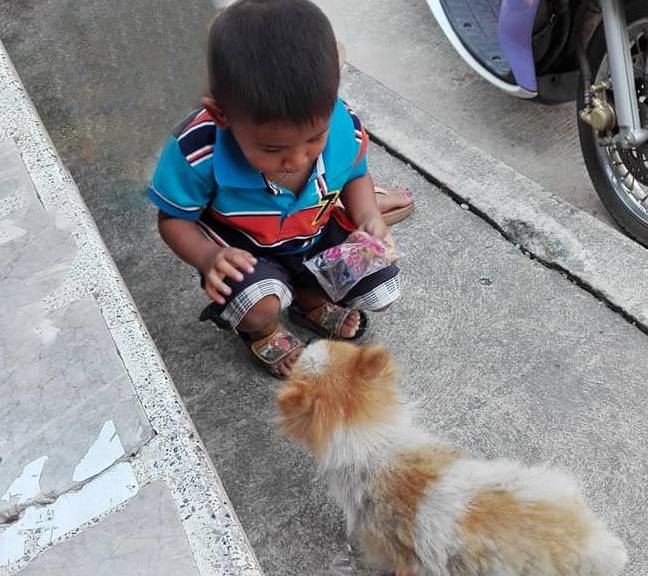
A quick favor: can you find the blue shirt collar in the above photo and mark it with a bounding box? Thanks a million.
[213,128,266,189]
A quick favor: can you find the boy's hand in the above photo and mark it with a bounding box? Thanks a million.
[358,215,397,262]
[199,246,257,304]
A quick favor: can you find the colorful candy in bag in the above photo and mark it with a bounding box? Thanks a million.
[305,231,394,302]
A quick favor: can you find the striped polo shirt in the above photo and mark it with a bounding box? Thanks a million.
[148,98,369,255]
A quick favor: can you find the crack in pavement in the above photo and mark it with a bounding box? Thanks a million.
[369,131,648,337]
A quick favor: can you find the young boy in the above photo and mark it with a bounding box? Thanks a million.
[149,0,405,377]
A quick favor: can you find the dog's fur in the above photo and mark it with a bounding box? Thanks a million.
[277,340,627,576]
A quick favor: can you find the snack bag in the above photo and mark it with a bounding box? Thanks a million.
[305,231,394,301]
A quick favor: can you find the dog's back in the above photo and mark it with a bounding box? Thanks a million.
[359,450,627,575]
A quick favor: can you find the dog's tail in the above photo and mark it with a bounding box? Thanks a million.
[583,521,628,576]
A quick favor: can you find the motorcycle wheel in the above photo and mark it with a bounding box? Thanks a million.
[577,0,648,246]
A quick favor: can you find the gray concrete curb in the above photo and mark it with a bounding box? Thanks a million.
[0,40,263,576]
[341,65,648,332]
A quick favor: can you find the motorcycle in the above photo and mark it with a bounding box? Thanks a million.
[426,0,648,247]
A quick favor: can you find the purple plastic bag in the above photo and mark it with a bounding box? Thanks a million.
[305,231,394,301]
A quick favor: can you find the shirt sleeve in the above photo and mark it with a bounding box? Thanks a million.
[344,103,369,182]
[147,136,214,221]
[348,151,368,181]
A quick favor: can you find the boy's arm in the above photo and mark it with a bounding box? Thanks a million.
[340,174,394,251]
[158,211,256,304]
[158,211,216,270]
[336,101,394,249]
[339,173,380,225]
[149,128,256,303]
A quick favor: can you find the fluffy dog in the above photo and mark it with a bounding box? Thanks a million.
[277,340,627,576]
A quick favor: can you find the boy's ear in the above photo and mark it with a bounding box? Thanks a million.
[201,96,229,128]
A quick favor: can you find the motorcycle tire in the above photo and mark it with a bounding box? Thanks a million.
[577,0,648,247]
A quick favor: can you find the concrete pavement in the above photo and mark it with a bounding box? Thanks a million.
[339,65,648,330]
[2,1,648,575]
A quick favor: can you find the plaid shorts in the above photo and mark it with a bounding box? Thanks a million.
[201,218,401,329]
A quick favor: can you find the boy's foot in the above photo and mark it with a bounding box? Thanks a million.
[374,186,415,225]
[336,308,361,339]
[289,302,368,341]
[243,324,304,379]
[336,186,415,226]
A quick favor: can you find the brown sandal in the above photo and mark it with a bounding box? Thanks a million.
[243,325,304,379]
[289,303,368,341]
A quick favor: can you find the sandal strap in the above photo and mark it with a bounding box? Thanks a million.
[250,326,303,368]
[306,302,353,338]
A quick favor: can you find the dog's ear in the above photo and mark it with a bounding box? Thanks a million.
[277,380,315,417]
[356,345,393,382]
[276,379,318,442]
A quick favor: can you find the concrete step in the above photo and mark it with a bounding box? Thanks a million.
[19,482,199,576]
[340,65,648,330]
[0,44,262,573]
[0,140,154,566]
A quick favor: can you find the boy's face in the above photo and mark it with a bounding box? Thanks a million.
[229,116,330,182]
[203,99,331,182]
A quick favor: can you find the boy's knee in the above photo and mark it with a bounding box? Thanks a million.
[238,295,281,332]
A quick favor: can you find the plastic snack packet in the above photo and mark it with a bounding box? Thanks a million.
[304,231,396,301]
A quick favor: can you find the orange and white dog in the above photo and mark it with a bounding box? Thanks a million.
[277,340,627,576]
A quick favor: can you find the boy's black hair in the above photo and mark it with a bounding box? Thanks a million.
[207,0,340,125]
